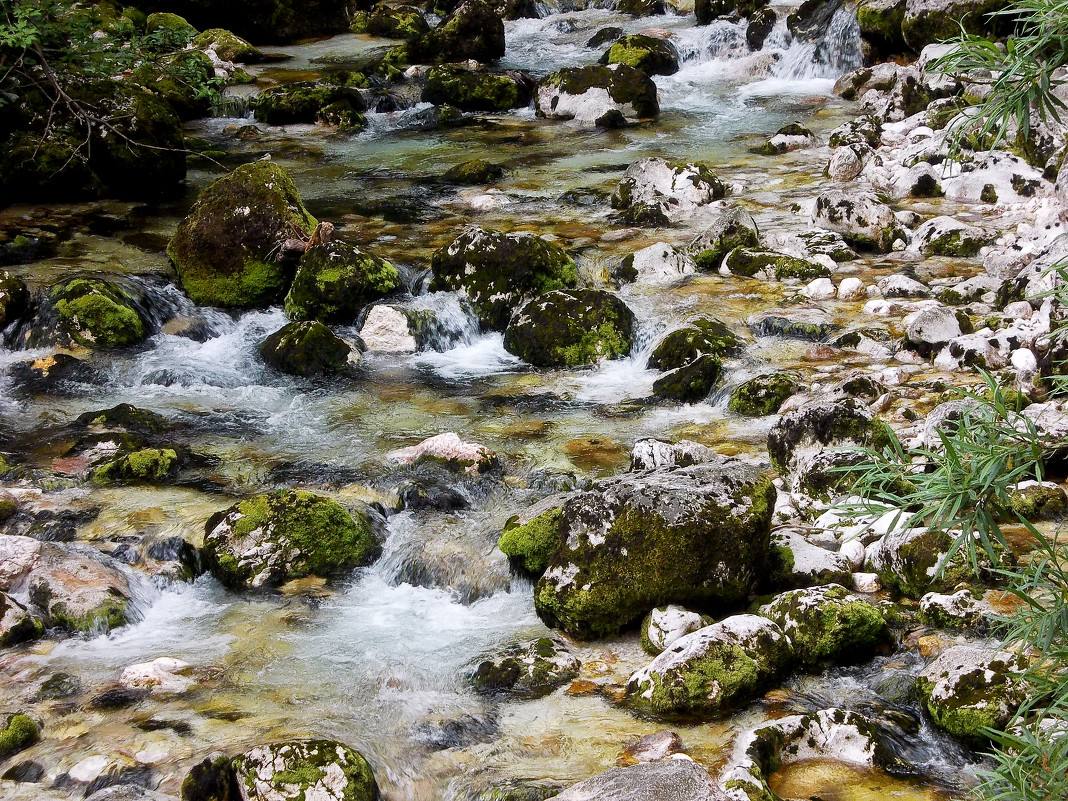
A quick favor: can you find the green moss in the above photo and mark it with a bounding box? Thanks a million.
[260,320,353,377]
[728,372,800,417]
[423,67,520,111]
[652,354,722,402]
[144,12,197,51]
[254,82,366,126]
[192,28,262,62]
[0,714,39,758]
[49,598,127,633]
[693,226,759,272]
[723,247,830,280]
[131,50,217,121]
[443,159,506,184]
[48,278,146,349]
[1007,484,1067,521]
[648,317,745,370]
[234,741,377,801]
[285,242,398,323]
[922,229,990,257]
[503,289,634,367]
[91,448,179,484]
[499,507,563,576]
[542,65,659,119]
[604,35,678,76]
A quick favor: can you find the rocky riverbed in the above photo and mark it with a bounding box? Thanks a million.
[2,0,1066,799]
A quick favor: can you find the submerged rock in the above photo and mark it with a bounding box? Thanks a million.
[443,159,507,185]
[537,65,659,127]
[612,157,726,225]
[203,490,381,589]
[232,740,378,801]
[503,289,635,367]
[471,636,580,697]
[388,432,499,474]
[90,448,180,484]
[260,320,356,378]
[535,456,775,638]
[553,758,722,801]
[917,645,1025,739]
[627,614,793,715]
[168,162,317,308]
[23,278,148,350]
[430,226,578,330]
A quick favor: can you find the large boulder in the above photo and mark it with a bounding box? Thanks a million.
[648,317,746,370]
[721,247,830,280]
[614,242,696,285]
[260,321,356,378]
[470,636,580,697]
[626,614,793,715]
[407,0,505,63]
[192,28,263,62]
[902,0,1010,51]
[612,158,726,225]
[350,5,430,39]
[641,604,710,655]
[503,289,635,367]
[167,162,317,308]
[21,277,148,350]
[202,490,381,589]
[602,34,679,76]
[534,456,776,639]
[652,355,722,403]
[917,645,1024,739]
[758,584,889,667]
[811,190,906,253]
[553,759,723,801]
[857,0,908,58]
[866,526,974,598]
[429,226,577,330]
[284,241,399,323]
[537,65,659,127]
[253,82,368,127]
[231,740,378,801]
[422,66,529,111]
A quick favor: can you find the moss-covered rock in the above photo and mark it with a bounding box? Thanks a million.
[857,0,907,58]
[422,66,525,112]
[750,123,819,156]
[535,456,776,639]
[471,637,579,697]
[812,189,906,253]
[503,289,634,367]
[0,592,44,647]
[351,4,430,38]
[407,0,505,63]
[536,65,659,126]
[759,584,890,668]
[25,277,148,350]
[498,505,563,576]
[144,12,198,50]
[430,226,578,330]
[0,271,30,330]
[254,82,368,126]
[90,448,180,483]
[917,645,1024,740]
[901,0,1011,52]
[232,740,378,801]
[1008,482,1068,521]
[728,372,801,417]
[696,0,769,24]
[689,208,760,271]
[443,159,506,184]
[648,316,746,371]
[917,589,993,630]
[260,320,355,378]
[626,614,793,715]
[131,49,217,121]
[285,241,399,323]
[867,527,976,599]
[652,355,723,403]
[611,157,725,224]
[203,490,381,589]
[640,604,710,655]
[749,309,836,341]
[0,714,39,759]
[167,161,317,308]
[913,216,996,257]
[602,34,679,76]
[192,28,263,62]
[722,247,831,280]
[142,0,353,44]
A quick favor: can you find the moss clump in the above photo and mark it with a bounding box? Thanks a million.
[233,740,378,801]
[1007,484,1067,521]
[285,241,398,323]
[91,448,179,484]
[443,159,506,184]
[603,34,679,76]
[254,82,367,126]
[541,65,659,120]
[41,278,147,349]
[503,289,634,367]
[49,598,128,633]
[131,50,217,121]
[856,0,907,56]
[499,507,563,576]
[723,247,830,280]
[168,161,317,308]
[652,354,722,402]
[0,714,39,758]
[192,28,263,62]
[648,316,745,371]
[351,5,430,39]
[203,490,381,589]
[728,372,801,417]
[260,320,353,377]
[422,67,521,112]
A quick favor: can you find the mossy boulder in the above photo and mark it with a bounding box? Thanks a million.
[626,614,793,715]
[640,604,710,655]
[285,241,399,323]
[0,714,39,759]
[25,277,148,350]
[917,645,1024,740]
[913,216,995,257]
[689,208,760,271]
[503,289,635,367]
[167,161,317,308]
[131,50,217,121]
[857,0,907,58]
[498,504,563,576]
[759,584,890,668]
[407,0,506,63]
[203,490,382,589]
[0,271,30,329]
[422,66,525,112]
[750,123,819,156]
[867,527,976,599]
[351,4,430,38]
[901,0,1011,52]
[652,355,723,403]
[232,740,378,801]
[471,637,580,697]
[536,65,659,126]
[260,320,355,378]
[696,0,769,24]
[1008,482,1068,521]
[0,592,44,647]
[535,455,776,639]
[90,448,180,483]
[648,317,746,371]
[254,82,368,126]
[611,158,725,225]
[602,34,679,76]
[728,372,801,417]
[722,247,831,280]
[192,28,263,62]
[749,309,836,341]
[443,159,506,184]
[430,226,578,330]
[144,12,198,50]
[812,190,906,253]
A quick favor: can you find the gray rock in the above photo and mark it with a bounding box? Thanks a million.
[877,274,929,298]
[812,190,905,252]
[537,65,659,127]
[611,158,726,225]
[641,604,709,654]
[767,530,853,589]
[85,786,176,801]
[917,645,1025,739]
[630,439,718,471]
[913,216,995,257]
[554,758,725,801]
[233,740,378,801]
[904,305,961,357]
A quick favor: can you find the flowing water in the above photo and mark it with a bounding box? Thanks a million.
[0,3,991,798]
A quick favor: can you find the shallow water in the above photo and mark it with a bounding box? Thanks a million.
[0,3,990,799]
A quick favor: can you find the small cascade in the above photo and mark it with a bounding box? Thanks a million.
[210,92,254,119]
[773,5,864,80]
[402,292,482,353]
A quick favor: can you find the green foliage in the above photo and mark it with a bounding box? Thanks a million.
[932,0,1068,158]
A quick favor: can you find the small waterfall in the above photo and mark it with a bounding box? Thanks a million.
[774,5,863,80]
[402,292,482,353]
[211,92,254,119]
